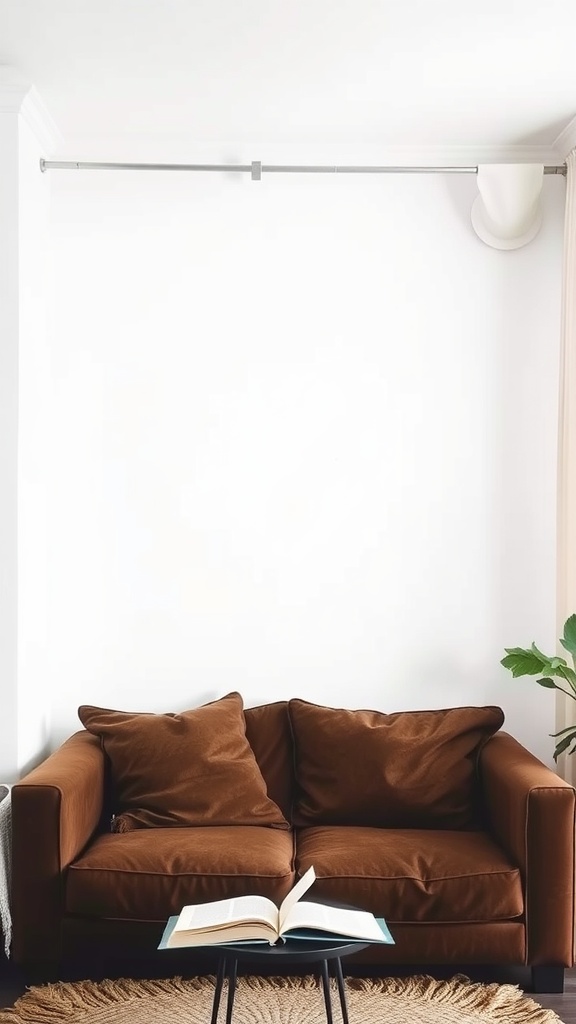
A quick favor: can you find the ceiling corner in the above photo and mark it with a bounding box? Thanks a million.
[0,65,32,112]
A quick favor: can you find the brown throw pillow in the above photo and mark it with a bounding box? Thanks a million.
[288,699,504,828]
[78,692,289,832]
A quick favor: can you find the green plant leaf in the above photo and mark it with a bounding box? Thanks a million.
[561,614,576,656]
[553,728,576,761]
[551,724,576,737]
[555,664,576,693]
[529,645,569,676]
[531,642,551,664]
[536,677,557,689]
[501,648,549,677]
[553,736,573,760]
[546,656,569,671]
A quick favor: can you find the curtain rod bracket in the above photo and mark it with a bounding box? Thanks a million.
[251,161,262,181]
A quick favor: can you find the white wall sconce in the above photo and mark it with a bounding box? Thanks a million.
[471,164,544,250]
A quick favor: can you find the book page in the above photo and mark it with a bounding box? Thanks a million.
[175,894,278,934]
[167,921,274,947]
[278,865,316,932]
[281,901,386,942]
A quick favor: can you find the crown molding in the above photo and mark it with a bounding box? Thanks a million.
[552,115,576,161]
[46,138,566,168]
[0,66,63,154]
[20,87,63,155]
[0,65,32,112]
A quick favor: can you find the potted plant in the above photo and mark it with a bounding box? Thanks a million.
[501,614,576,760]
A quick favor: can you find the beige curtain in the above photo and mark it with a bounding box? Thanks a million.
[557,148,576,785]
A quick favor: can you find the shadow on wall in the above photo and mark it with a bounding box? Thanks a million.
[17,743,52,779]
[49,688,223,753]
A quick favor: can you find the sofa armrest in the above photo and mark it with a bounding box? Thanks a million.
[11,730,106,967]
[480,730,576,967]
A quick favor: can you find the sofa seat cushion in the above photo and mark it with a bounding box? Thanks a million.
[66,826,295,920]
[296,826,523,924]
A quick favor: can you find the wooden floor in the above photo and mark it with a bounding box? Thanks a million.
[536,968,576,1021]
[0,959,575,1020]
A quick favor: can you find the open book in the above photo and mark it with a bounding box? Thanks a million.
[159,866,394,948]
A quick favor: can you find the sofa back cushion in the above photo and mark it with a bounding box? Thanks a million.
[288,699,504,828]
[78,692,289,832]
[244,701,293,821]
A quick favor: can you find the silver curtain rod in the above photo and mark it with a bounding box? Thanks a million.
[39,158,567,178]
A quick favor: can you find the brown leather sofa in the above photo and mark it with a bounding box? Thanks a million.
[10,695,576,992]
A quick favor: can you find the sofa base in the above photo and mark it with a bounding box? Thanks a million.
[42,916,565,992]
[531,966,564,993]
[18,954,567,995]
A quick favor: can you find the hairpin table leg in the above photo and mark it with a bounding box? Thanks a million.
[225,957,238,1024]
[211,955,227,1024]
[333,957,349,1024]
[319,960,334,1024]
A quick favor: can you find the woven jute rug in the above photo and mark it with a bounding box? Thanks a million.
[0,974,564,1024]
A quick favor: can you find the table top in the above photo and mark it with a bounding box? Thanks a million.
[214,938,372,963]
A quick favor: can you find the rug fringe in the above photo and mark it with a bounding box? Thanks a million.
[0,976,202,1024]
[0,973,562,1024]
[346,974,562,1023]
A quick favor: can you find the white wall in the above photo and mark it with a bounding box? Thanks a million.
[0,103,51,781]
[43,153,564,764]
[17,117,51,773]
[0,115,19,780]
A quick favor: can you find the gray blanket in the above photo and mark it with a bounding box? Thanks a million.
[0,785,12,957]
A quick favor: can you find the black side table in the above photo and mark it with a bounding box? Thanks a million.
[209,939,370,1024]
